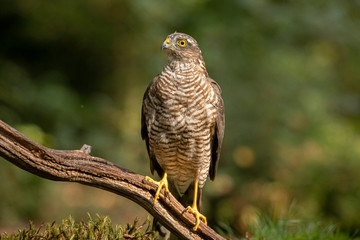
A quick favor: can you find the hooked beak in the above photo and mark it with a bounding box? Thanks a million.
[161,38,171,50]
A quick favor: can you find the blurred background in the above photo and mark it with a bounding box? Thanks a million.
[1,0,360,237]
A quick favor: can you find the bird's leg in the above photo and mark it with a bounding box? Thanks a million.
[184,179,207,231]
[145,172,169,203]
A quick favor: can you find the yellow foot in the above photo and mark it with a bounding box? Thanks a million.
[185,205,207,231]
[145,173,169,203]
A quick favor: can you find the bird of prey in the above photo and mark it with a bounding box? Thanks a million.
[141,32,225,231]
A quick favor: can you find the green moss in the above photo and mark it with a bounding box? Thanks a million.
[2,214,358,240]
[0,214,157,240]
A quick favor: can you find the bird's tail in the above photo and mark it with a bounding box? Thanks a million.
[153,219,171,240]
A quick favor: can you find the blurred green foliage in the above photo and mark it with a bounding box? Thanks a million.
[219,214,358,240]
[1,0,360,237]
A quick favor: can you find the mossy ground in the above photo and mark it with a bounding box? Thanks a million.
[0,214,157,240]
[1,214,358,240]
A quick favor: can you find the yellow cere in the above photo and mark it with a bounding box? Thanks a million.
[177,39,187,47]
[165,38,170,44]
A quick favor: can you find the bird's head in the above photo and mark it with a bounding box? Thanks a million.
[161,32,202,61]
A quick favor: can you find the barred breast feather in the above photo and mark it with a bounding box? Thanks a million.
[142,59,223,196]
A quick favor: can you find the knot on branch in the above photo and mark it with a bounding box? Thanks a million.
[80,144,92,154]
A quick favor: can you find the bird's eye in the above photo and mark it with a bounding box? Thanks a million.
[177,39,187,47]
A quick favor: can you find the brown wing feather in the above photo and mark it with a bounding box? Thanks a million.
[141,76,164,177]
[208,78,225,181]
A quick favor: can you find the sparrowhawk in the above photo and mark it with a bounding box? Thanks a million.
[141,32,225,231]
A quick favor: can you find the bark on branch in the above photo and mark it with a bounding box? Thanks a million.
[0,120,225,240]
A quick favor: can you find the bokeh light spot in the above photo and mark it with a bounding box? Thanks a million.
[233,146,256,168]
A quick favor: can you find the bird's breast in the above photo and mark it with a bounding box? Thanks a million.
[147,65,217,194]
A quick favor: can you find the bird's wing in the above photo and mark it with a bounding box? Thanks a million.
[141,76,164,177]
[208,78,225,181]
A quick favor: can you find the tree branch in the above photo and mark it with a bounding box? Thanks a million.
[0,120,225,240]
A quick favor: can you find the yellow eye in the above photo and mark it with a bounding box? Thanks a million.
[177,39,187,47]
